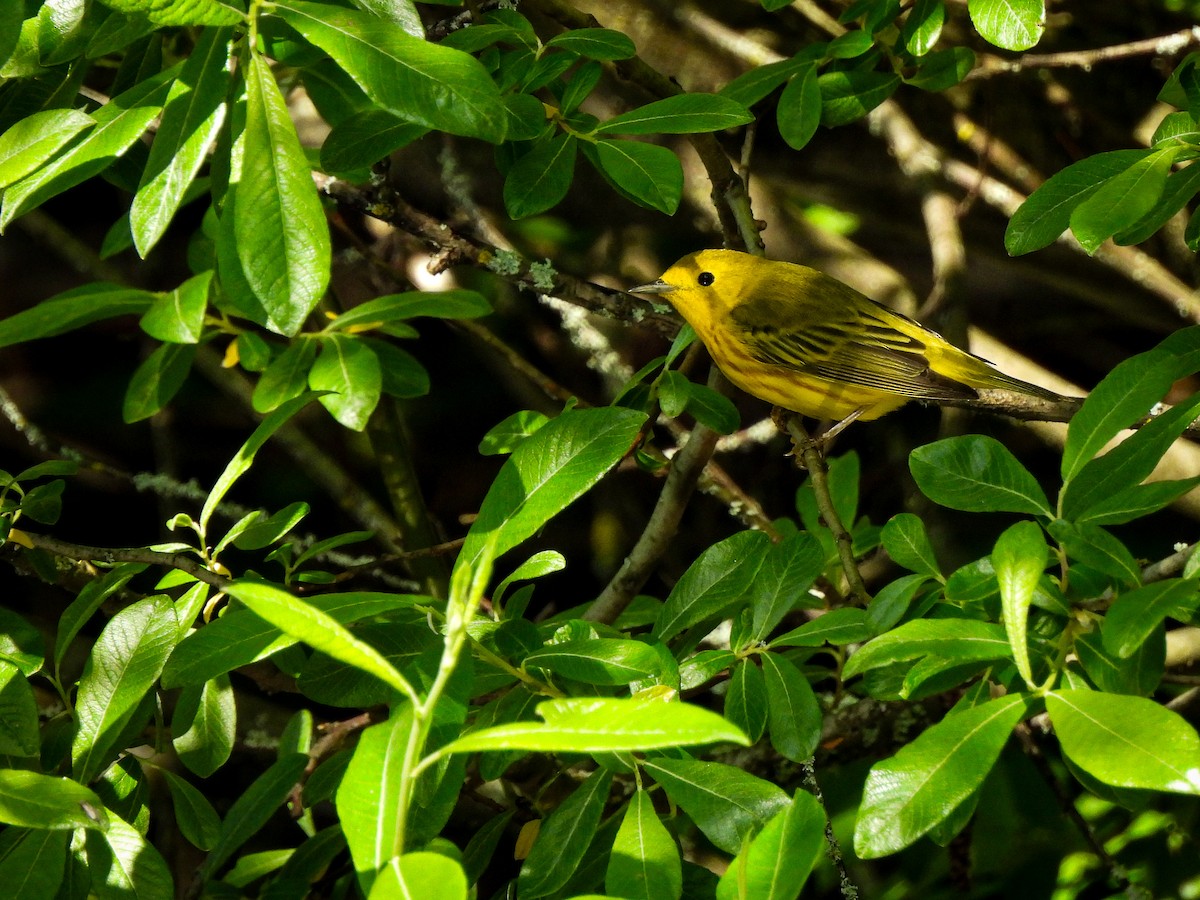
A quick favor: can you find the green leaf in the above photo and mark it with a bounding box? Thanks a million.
[122,342,196,422]
[236,52,331,336]
[161,769,222,851]
[827,30,874,59]
[370,340,431,399]
[968,0,1044,51]
[139,270,211,343]
[1075,629,1163,697]
[1006,149,1150,256]
[1,67,175,230]
[0,829,69,898]
[524,639,663,685]
[54,563,145,674]
[1063,391,1200,520]
[716,791,824,900]
[455,406,647,573]
[776,64,821,150]
[337,711,412,884]
[72,595,180,783]
[98,0,242,25]
[842,618,1011,680]
[1061,347,1189,484]
[720,57,809,107]
[1046,690,1200,794]
[329,290,490,331]
[1069,146,1181,254]
[901,0,945,55]
[253,340,318,413]
[640,757,790,855]
[1073,476,1200,526]
[163,591,420,687]
[882,513,942,580]
[225,580,416,702]
[233,500,309,550]
[817,70,899,126]
[320,108,427,174]
[1159,52,1200,111]
[1114,160,1200,246]
[439,697,749,755]
[909,434,1052,516]
[374,853,468,900]
[903,47,976,91]
[0,107,94,189]
[866,573,930,636]
[478,409,550,455]
[503,134,577,219]
[1048,520,1141,588]
[298,623,438,708]
[199,753,310,879]
[519,770,612,898]
[595,93,753,135]
[87,813,173,898]
[605,788,682,900]
[0,609,43,677]
[584,138,683,215]
[746,532,824,643]
[200,393,317,537]
[171,674,236,777]
[272,1,506,142]
[225,850,294,888]
[0,770,106,830]
[462,811,513,886]
[993,521,1047,689]
[770,608,870,648]
[309,333,382,431]
[439,23,527,53]
[0,661,39,756]
[131,26,231,256]
[854,694,1029,857]
[19,479,63,524]
[686,384,740,434]
[658,370,690,417]
[654,530,772,642]
[725,660,768,743]
[1103,579,1200,659]
[0,283,155,348]
[760,651,821,762]
[544,28,636,60]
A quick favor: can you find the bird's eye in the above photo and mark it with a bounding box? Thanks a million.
[698,271,715,287]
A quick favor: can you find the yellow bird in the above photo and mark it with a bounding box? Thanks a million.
[631,249,1066,433]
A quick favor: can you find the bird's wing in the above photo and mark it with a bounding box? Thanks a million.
[729,284,978,402]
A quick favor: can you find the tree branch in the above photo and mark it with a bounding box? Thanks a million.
[970,27,1200,79]
[18,531,232,591]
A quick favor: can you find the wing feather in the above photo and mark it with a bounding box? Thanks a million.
[728,276,978,402]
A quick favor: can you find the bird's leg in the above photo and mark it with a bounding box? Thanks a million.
[817,408,864,445]
[778,411,872,605]
[773,407,864,458]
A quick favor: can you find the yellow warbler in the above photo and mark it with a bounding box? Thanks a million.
[631,249,1065,430]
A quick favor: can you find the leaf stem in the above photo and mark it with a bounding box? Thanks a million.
[392,544,495,852]
[783,415,872,606]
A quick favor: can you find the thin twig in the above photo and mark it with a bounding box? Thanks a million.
[969,28,1200,79]
[1016,723,1134,892]
[802,760,859,899]
[19,531,232,591]
[583,416,722,624]
[783,415,872,606]
[191,347,407,549]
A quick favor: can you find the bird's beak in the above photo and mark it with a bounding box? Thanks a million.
[628,280,675,295]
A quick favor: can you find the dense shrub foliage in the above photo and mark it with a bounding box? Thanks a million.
[2,0,1200,897]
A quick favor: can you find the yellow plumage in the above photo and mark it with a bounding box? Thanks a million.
[631,249,1064,424]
